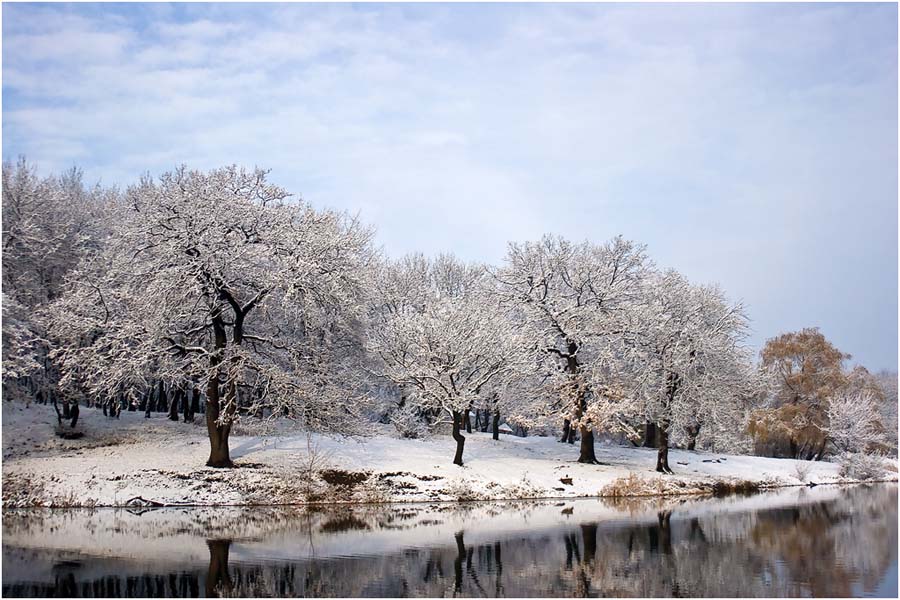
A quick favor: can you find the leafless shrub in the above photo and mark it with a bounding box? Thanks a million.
[794,461,811,482]
[300,432,333,501]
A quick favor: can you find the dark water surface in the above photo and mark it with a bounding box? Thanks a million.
[2,484,897,597]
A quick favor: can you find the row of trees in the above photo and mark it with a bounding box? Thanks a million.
[2,160,895,470]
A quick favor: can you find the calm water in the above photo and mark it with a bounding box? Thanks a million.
[2,484,897,598]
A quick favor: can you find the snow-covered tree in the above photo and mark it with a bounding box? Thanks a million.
[826,391,885,455]
[46,166,374,466]
[368,254,530,465]
[492,235,650,463]
[2,158,115,406]
[620,270,751,473]
[1,294,43,399]
[874,370,898,455]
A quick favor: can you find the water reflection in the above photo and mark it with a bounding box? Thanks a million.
[2,484,896,597]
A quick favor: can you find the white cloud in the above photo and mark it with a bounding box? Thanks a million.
[2,2,896,369]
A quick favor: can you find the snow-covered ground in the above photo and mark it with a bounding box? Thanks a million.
[2,402,896,507]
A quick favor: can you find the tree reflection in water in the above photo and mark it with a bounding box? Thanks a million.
[2,484,896,597]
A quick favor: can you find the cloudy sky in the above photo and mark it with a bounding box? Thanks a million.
[3,2,897,370]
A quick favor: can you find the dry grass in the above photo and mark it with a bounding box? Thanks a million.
[2,473,96,508]
[600,473,759,499]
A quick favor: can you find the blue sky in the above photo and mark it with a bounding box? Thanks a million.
[3,2,897,371]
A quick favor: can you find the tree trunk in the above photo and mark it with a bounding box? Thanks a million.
[183,387,192,422]
[643,421,657,448]
[685,423,700,451]
[452,410,466,466]
[169,388,182,421]
[205,374,234,468]
[566,426,576,444]
[656,422,673,474]
[577,426,598,464]
[156,379,167,413]
[464,406,472,434]
[206,311,234,468]
[189,388,200,422]
[492,410,501,440]
[560,419,571,443]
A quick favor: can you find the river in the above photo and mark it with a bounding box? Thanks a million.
[2,483,896,597]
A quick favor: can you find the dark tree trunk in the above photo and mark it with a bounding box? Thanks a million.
[685,423,700,451]
[206,313,234,468]
[474,410,482,432]
[577,426,598,464]
[656,422,673,474]
[560,419,571,443]
[566,425,576,444]
[169,388,182,421]
[62,401,71,419]
[206,377,234,468]
[643,421,657,448]
[189,388,200,422]
[156,380,167,413]
[492,410,500,441]
[205,540,233,598]
[69,403,79,429]
[452,410,466,466]
[464,405,472,434]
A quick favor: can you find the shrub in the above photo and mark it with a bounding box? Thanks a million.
[390,406,431,439]
[793,461,811,483]
[839,452,886,481]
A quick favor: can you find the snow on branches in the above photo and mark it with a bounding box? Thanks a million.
[492,234,650,463]
[619,270,751,472]
[46,166,375,466]
[10,160,884,474]
[368,254,531,465]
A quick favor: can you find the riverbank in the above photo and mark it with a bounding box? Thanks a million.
[2,402,896,507]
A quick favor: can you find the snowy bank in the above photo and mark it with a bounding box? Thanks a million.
[2,402,896,508]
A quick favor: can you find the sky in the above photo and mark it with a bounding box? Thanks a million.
[2,2,897,371]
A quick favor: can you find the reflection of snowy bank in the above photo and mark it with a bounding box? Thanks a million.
[2,485,896,598]
[5,404,894,509]
[0,484,886,565]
